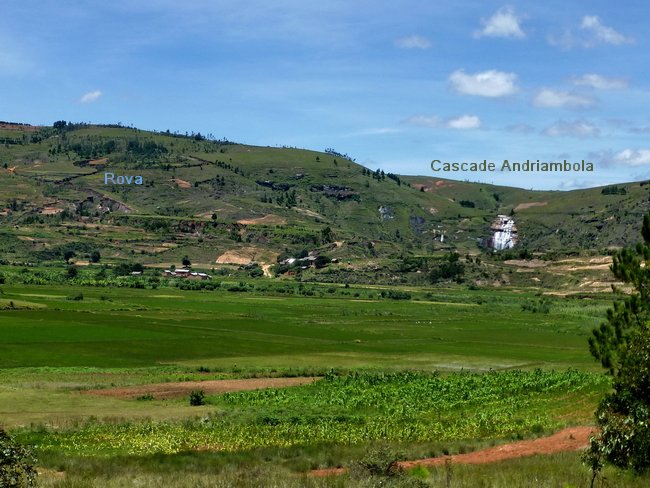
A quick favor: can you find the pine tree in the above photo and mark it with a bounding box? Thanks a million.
[589,213,650,374]
[586,212,650,475]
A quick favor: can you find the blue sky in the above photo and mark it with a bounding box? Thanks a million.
[2,1,650,189]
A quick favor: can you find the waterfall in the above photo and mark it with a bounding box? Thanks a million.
[489,215,517,250]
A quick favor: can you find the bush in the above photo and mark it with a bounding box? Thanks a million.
[189,390,206,406]
[521,298,551,314]
[0,429,37,487]
[351,444,403,478]
[586,328,650,474]
[429,260,465,284]
[382,290,412,300]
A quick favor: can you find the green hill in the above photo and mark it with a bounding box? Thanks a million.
[1,121,648,271]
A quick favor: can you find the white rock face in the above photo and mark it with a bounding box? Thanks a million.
[488,215,517,250]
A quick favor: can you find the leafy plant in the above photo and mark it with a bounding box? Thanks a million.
[0,429,37,487]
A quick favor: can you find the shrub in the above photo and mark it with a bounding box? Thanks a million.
[350,444,403,478]
[189,390,206,406]
[521,298,551,314]
[0,429,37,487]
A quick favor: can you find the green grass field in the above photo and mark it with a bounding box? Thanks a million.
[1,278,646,486]
[0,283,607,371]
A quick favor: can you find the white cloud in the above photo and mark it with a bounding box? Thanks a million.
[79,90,102,103]
[402,115,440,127]
[475,6,525,39]
[543,120,600,138]
[532,89,596,108]
[349,127,402,136]
[580,15,633,45]
[628,126,650,134]
[403,114,481,130]
[395,35,431,49]
[506,123,534,133]
[613,149,650,166]
[549,15,633,49]
[571,74,628,90]
[446,115,481,129]
[449,69,518,98]
[557,178,597,190]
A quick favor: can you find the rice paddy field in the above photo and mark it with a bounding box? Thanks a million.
[0,280,646,487]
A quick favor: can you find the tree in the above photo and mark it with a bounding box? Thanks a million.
[90,250,101,263]
[314,255,331,269]
[321,226,333,244]
[182,256,191,267]
[586,212,650,476]
[589,213,650,374]
[63,250,75,264]
[66,266,78,279]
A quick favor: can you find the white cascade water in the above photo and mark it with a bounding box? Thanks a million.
[491,215,516,250]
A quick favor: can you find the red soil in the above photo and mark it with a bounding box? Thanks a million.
[83,377,317,400]
[311,426,596,477]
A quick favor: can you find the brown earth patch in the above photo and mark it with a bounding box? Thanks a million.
[216,247,277,265]
[311,426,595,477]
[514,201,548,211]
[293,207,324,219]
[0,123,39,132]
[237,214,287,225]
[504,259,547,268]
[171,178,191,189]
[83,377,318,400]
[551,263,612,272]
[40,207,64,215]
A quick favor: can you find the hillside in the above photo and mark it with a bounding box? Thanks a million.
[0,122,648,273]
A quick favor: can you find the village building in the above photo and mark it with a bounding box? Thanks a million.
[162,268,212,280]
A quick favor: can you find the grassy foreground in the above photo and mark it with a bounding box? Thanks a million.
[35,451,650,488]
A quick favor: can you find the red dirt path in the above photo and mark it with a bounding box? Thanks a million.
[311,426,596,477]
[83,377,317,400]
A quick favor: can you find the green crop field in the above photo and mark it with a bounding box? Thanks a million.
[0,283,608,372]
